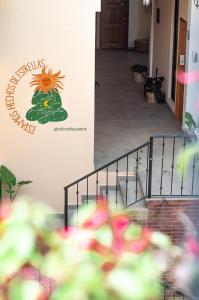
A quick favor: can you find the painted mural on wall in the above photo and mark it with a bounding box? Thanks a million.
[26,67,68,125]
[4,59,68,134]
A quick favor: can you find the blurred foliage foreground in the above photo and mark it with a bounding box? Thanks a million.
[0,199,198,300]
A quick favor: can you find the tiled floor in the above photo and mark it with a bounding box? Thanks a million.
[94,50,182,169]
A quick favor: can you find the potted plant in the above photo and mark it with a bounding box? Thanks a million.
[0,199,190,300]
[144,76,165,104]
[184,112,199,138]
[144,77,156,103]
[1,198,199,299]
[130,64,148,83]
[0,165,32,202]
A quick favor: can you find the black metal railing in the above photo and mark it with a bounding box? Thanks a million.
[162,283,193,300]
[150,135,198,198]
[64,141,150,227]
[64,135,199,227]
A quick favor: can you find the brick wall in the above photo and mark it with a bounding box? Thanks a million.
[147,199,199,244]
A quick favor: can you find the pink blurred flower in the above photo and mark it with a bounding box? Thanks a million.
[177,70,199,114]
[112,215,129,254]
[128,228,152,253]
[20,265,39,280]
[177,70,199,85]
[58,226,77,238]
[0,201,12,221]
[84,210,109,229]
[83,198,109,229]
[186,237,199,257]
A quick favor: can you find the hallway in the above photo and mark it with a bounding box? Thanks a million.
[95,50,182,168]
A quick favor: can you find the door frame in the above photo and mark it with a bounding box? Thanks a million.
[149,0,155,77]
[175,17,187,122]
[171,0,180,102]
[123,0,129,49]
[100,0,129,50]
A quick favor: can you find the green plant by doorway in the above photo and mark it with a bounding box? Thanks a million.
[130,65,148,83]
[185,112,199,130]
[130,64,148,74]
[0,165,32,201]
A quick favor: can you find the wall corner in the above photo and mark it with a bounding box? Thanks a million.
[95,0,101,12]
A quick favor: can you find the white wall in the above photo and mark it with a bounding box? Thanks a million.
[152,0,175,111]
[128,0,139,48]
[151,0,191,115]
[180,0,189,20]
[184,1,199,127]
[128,0,151,48]
[0,0,100,212]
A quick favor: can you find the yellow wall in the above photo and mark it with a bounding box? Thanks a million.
[0,0,100,212]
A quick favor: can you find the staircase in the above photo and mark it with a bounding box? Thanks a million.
[64,135,199,227]
[65,171,148,226]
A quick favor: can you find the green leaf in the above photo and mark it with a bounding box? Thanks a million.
[150,232,171,249]
[177,145,199,173]
[0,180,2,201]
[0,165,16,187]
[51,283,91,300]
[0,226,35,282]
[131,64,148,73]
[185,112,197,129]
[9,279,43,300]
[6,189,15,195]
[125,224,142,240]
[95,225,113,247]
[17,181,33,186]
[107,269,161,300]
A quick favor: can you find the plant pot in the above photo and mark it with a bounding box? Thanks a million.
[146,91,156,104]
[135,39,149,53]
[133,72,144,83]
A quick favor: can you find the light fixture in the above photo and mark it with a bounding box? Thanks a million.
[194,0,199,8]
[143,0,151,6]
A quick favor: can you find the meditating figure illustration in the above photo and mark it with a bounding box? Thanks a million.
[26,67,68,124]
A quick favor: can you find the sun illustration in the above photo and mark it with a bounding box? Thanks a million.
[30,67,65,93]
[26,66,68,125]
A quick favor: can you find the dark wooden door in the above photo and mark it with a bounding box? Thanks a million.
[176,18,187,122]
[100,0,129,49]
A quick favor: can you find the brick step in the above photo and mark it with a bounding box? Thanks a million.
[128,208,148,225]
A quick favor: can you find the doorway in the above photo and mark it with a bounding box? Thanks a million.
[94,1,180,168]
[100,0,129,49]
[175,18,187,122]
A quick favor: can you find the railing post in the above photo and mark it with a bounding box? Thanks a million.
[148,136,153,198]
[64,187,68,229]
